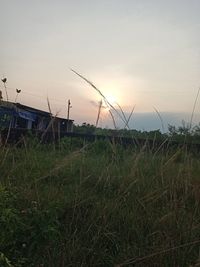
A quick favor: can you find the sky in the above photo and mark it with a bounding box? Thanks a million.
[0,0,200,131]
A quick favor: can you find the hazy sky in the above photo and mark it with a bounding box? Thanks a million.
[1,0,200,130]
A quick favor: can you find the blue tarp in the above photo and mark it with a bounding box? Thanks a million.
[18,110,37,121]
[0,107,37,121]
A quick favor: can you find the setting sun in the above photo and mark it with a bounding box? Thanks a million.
[104,94,117,106]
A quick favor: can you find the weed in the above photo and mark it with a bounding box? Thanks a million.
[1,136,200,266]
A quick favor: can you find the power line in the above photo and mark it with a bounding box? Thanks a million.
[1,85,68,106]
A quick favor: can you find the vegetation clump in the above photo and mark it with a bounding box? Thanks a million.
[1,136,200,266]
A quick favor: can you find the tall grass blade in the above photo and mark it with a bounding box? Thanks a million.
[115,102,128,128]
[124,105,136,129]
[108,109,117,129]
[71,69,127,125]
[153,106,165,132]
[189,87,200,130]
[95,99,102,128]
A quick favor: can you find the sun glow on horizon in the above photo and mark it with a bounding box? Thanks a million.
[104,94,117,106]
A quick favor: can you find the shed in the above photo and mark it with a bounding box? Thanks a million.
[0,101,74,133]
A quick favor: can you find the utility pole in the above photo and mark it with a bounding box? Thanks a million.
[67,99,72,132]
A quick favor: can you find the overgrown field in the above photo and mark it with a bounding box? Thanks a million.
[1,137,200,267]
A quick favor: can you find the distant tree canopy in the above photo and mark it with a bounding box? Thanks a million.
[74,123,96,135]
[74,121,200,143]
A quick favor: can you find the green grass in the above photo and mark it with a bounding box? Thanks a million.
[1,137,200,266]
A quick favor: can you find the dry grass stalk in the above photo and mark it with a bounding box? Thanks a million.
[40,98,57,144]
[108,109,117,129]
[1,77,8,101]
[153,106,165,132]
[115,102,128,126]
[189,87,200,130]
[116,239,200,266]
[71,69,128,126]
[95,99,102,128]
[71,69,139,134]
[35,145,88,182]
[124,105,135,129]
[115,102,136,129]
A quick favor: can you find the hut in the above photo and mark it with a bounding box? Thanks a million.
[0,101,74,133]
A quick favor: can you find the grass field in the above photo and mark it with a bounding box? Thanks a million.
[1,136,200,267]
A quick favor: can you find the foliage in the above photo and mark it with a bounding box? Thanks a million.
[74,122,200,145]
[0,113,12,130]
[74,123,96,135]
[1,135,200,266]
